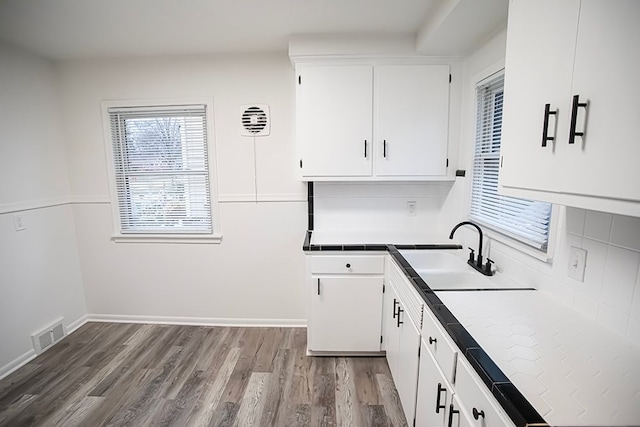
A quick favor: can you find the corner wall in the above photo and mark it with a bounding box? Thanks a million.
[0,43,87,377]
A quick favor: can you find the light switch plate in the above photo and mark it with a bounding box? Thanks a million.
[407,201,417,217]
[568,246,587,282]
[13,214,26,231]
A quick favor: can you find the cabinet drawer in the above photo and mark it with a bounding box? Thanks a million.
[421,307,458,384]
[310,255,385,274]
[455,357,513,427]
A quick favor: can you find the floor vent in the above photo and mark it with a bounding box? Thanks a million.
[31,318,66,354]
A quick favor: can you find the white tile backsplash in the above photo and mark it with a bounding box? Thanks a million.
[601,246,640,314]
[583,210,613,242]
[579,238,607,298]
[566,207,586,235]
[488,207,640,348]
[610,214,640,252]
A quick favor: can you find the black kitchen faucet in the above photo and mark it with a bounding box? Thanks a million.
[449,221,494,276]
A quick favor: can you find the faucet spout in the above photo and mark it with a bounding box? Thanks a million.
[449,221,484,263]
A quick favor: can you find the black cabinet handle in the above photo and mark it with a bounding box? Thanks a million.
[364,140,368,158]
[436,383,446,413]
[383,140,387,158]
[396,307,404,327]
[392,298,399,319]
[345,263,351,269]
[448,404,459,427]
[429,336,437,345]
[317,278,320,296]
[541,103,557,147]
[473,408,485,420]
[569,94,588,144]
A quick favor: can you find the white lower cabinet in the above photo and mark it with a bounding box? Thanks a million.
[454,357,513,427]
[384,255,516,427]
[415,338,454,427]
[307,254,384,353]
[395,311,421,422]
[449,395,475,427]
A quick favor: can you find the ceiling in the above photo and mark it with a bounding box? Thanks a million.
[0,0,508,60]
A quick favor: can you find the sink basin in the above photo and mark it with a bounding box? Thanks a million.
[416,271,495,290]
[398,250,468,273]
[398,249,533,291]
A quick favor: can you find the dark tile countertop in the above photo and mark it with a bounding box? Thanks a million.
[302,229,547,427]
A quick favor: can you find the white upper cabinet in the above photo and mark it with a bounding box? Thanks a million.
[375,65,450,177]
[561,0,640,201]
[297,65,373,177]
[296,63,451,181]
[500,0,640,216]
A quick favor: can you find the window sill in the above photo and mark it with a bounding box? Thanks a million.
[110,233,223,244]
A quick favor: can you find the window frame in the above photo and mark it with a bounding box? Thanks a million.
[101,98,221,244]
[467,63,558,262]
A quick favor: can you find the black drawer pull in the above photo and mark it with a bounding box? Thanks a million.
[317,278,320,296]
[364,140,368,158]
[569,94,588,144]
[396,307,404,327]
[345,263,351,268]
[448,404,459,427]
[473,408,485,420]
[383,140,387,158]
[392,298,399,319]
[542,103,557,147]
[429,336,437,345]
[436,383,446,413]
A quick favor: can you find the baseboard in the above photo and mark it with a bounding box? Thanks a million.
[0,314,89,382]
[87,314,307,328]
[67,314,89,334]
[0,350,37,381]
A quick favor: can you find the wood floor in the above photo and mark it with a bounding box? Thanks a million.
[0,323,408,426]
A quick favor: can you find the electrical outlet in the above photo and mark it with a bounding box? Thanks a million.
[407,201,417,217]
[567,246,587,282]
[13,214,26,231]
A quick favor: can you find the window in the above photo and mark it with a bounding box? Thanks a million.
[104,101,218,241]
[471,73,552,251]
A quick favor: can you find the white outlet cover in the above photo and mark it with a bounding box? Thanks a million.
[567,246,587,282]
[13,214,26,231]
[407,201,417,217]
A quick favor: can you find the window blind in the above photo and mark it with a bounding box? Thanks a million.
[470,73,551,250]
[108,104,212,234]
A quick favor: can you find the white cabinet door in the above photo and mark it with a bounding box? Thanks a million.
[297,65,373,177]
[500,0,580,193]
[449,395,475,427]
[308,277,383,352]
[383,284,401,378]
[396,310,421,424]
[415,339,453,427]
[559,0,640,201]
[375,65,450,177]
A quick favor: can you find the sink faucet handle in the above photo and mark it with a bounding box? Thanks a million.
[467,247,475,263]
[485,258,494,275]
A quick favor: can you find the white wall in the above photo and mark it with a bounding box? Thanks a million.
[454,28,640,347]
[55,53,307,323]
[0,43,87,377]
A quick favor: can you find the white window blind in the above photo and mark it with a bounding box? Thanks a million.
[108,104,213,234]
[471,73,552,251]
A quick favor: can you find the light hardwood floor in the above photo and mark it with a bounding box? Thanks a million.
[0,323,408,426]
